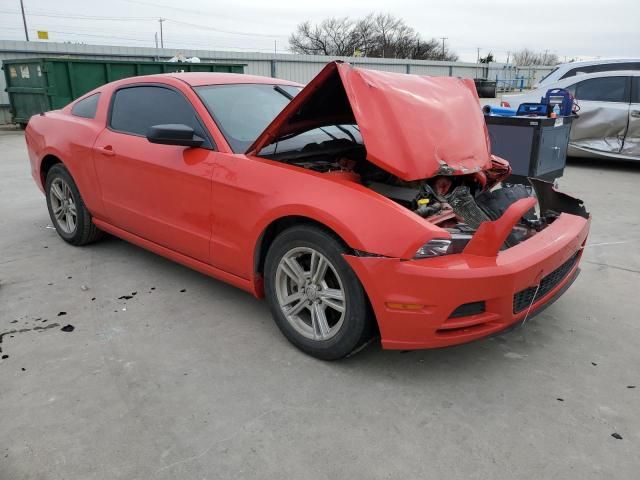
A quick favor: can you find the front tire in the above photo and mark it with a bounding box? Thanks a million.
[264,225,373,360]
[45,164,103,246]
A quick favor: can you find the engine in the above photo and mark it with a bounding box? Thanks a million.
[276,145,555,250]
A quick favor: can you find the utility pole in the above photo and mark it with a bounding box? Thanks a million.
[158,18,165,48]
[19,0,29,41]
[154,32,158,49]
[476,47,481,63]
[440,37,447,59]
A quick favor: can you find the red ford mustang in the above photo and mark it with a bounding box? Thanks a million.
[25,61,590,359]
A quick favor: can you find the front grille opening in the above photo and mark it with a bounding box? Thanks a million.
[449,301,486,318]
[513,252,580,314]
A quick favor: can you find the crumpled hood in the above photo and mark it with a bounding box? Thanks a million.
[247,61,493,181]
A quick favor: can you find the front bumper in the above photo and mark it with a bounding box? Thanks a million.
[345,212,590,350]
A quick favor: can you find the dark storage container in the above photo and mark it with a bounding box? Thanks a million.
[485,115,573,183]
[2,57,246,125]
[474,78,497,98]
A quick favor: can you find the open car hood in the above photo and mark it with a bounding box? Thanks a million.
[247,61,493,181]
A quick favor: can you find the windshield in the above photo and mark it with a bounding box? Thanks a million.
[195,83,301,152]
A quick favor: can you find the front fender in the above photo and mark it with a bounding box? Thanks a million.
[248,169,444,261]
[211,155,447,281]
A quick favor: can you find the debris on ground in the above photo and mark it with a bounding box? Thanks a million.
[118,295,133,300]
[60,325,74,333]
[1,355,8,359]
[504,352,527,359]
[611,433,623,440]
[627,385,636,389]
[180,289,186,293]
[57,312,67,317]
[81,285,89,291]
[556,398,564,402]
[591,362,598,366]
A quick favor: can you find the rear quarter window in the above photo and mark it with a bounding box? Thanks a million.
[71,93,100,119]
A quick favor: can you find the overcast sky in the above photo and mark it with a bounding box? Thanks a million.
[0,0,638,62]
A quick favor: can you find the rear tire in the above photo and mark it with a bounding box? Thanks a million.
[264,225,373,360]
[45,164,103,246]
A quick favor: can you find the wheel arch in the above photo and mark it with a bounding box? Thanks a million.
[254,215,353,279]
[254,214,381,341]
[40,153,63,185]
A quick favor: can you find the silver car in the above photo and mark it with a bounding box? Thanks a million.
[503,70,640,160]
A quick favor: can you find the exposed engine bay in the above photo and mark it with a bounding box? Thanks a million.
[264,141,588,251]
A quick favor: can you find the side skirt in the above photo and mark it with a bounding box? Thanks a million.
[92,219,258,296]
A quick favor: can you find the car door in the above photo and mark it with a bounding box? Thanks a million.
[93,84,215,262]
[570,76,631,154]
[621,76,640,157]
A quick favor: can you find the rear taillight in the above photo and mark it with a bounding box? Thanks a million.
[500,100,511,108]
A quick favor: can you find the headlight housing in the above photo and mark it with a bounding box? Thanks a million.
[414,233,473,259]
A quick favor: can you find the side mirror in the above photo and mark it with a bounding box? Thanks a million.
[146,124,204,147]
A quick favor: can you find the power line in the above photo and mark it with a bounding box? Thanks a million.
[0,7,288,40]
[0,24,289,52]
[164,18,287,39]
[0,8,155,21]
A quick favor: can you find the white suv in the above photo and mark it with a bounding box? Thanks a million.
[535,58,640,89]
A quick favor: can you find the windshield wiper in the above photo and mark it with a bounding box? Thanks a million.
[273,85,294,100]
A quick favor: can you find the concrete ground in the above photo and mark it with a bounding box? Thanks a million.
[1,128,638,480]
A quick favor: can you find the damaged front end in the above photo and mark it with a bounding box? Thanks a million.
[365,162,589,259]
[247,60,589,260]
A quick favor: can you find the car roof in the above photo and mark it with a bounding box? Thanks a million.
[555,58,640,69]
[133,72,302,87]
[560,69,640,82]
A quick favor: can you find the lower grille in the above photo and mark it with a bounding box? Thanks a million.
[449,301,486,318]
[513,252,580,314]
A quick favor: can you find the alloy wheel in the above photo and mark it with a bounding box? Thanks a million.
[275,246,347,341]
[49,177,77,234]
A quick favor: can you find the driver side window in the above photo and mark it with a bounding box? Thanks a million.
[574,76,630,103]
[110,85,211,147]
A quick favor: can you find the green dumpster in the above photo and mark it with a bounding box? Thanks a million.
[2,57,246,126]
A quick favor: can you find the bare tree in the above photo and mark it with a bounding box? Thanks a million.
[289,18,358,56]
[289,13,458,61]
[479,51,495,64]
[512,48,559,66]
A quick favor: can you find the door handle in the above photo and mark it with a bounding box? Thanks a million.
[94,145,115,156]
[631,110,640,119]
